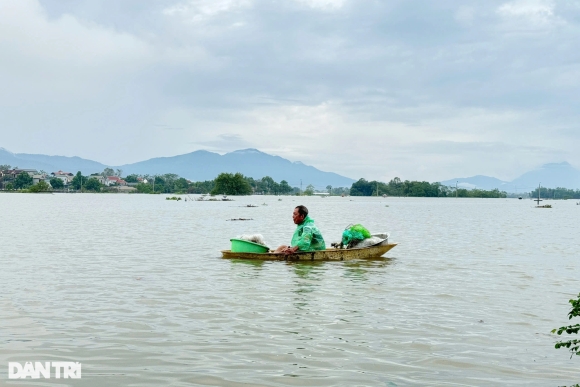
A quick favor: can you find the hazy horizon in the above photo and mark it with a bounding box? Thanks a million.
[4,147,580,191]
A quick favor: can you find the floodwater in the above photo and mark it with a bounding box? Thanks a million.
[1,194,579,386]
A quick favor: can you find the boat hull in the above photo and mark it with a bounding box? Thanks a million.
[221,243,397,261]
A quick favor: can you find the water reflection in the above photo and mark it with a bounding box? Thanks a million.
[229,258,266,273]
[289,262,325,280]
[229,259,266,269]
[342,258,395,281]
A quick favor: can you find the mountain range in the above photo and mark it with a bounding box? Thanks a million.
[2,147,579,192]
[0,147,354,189]
[440,162,580,192]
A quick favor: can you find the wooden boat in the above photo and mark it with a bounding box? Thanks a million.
[221,243,397,261]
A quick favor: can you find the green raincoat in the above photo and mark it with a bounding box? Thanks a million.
[291,216,326,251]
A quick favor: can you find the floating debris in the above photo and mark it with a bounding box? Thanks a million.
[166,196,182,201]
[536,204,552,208]
[245,204,258,207]
[227,218,253,221]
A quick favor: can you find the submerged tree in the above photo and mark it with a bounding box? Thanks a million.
[84,177,102,192]
[70,172,87,190]
[136,182,153,194]
[13,172,33,189]
[211,173,252,195]
[279,180,293,195]
[350,178,373,196]
[49,177,64,190]
[29,181,51,192]
[124,174,139,183]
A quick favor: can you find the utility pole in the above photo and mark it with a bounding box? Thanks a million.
[300,179,302,195]
[153,175,155,194]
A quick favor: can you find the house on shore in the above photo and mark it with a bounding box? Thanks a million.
[3,169,38,179]
[32,173,51,185]
[89,174,107,185]
[50,171,74,185]
[105,176,127,186]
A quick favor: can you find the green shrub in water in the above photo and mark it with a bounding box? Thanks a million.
[552,293,580,387]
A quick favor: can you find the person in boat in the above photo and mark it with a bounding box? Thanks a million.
[274,205,326,254]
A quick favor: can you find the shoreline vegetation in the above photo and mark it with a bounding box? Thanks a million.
[5,165,573,198]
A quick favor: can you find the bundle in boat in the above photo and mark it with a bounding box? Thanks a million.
[352,234,389,248]
[334,224,389,249]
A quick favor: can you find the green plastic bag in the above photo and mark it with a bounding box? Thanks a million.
[341,224,371,247]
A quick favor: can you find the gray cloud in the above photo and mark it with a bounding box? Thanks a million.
[1,0,579,180]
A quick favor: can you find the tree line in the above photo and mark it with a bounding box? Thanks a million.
[0,164,508,197]
[0,167,315,194]
[350,178,507,198]
[133,173,298,195]
[134,173,512,198]
[530,187,580,200]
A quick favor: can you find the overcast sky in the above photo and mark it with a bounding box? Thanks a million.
[1,0,579,182]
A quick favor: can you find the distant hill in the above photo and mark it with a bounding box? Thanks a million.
[0,147,355,188]
[441,162,580,192]
[119,149,355,188]
[8,145,578,191]
[510,162,580,190]
[0,148,107,174]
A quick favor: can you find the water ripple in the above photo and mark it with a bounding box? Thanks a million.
[1,194,579,386]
